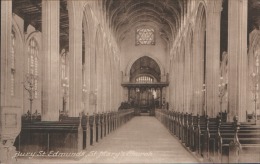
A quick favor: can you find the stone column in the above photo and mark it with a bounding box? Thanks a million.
[68,1,83,116]
[110,57,115,111]
[184,35,192,113]
[103,51,108,112]
[87,23,96,115]
[228,0,248,121]
[176,52,180,111]
[1,1,11,106]
[116,60,121,110]
[173,53,177,111]
[89,46,97,114]
[42,0,60,121]
[192,33,201,115]
[96,34,104,113]
[101,49,106,113]
[83,23,90,115]
[180,45,185,112]
[205,0,222,117]
[0,1,21,163]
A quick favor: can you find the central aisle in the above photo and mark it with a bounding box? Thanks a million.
[80,116,198,163]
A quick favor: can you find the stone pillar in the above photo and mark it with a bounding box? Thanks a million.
[108,55,112,111]
[96,33,104,113]
[205,0,222,117]
[1,1,12,106]
[116,60,121,110]
[193,6,206,115]
[0,1,21,163]
[173,53,178,111]
[180,45,185,112]
[68,1,83,116]
[89,50,97,114]
[83,20,90,115]
[110,58,115,111]
[228,0,248,121]
[42,0,60,121]
[87,23,96,115]
[184,34,192,113]
[104,53,108,112]
[175,52,180,111]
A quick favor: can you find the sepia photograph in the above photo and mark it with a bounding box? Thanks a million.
[1,0,260,163]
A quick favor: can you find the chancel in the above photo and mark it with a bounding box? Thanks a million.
[1,0,260,163]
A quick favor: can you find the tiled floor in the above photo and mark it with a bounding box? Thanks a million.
[15,116,198,164]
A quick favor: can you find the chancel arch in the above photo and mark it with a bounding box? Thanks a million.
[130,56,161,82]
[125,55,165,82]
[122,56,168,112]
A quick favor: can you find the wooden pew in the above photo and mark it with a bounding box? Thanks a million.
[202,116,260,163]
[155,109,260,163]
[15,115,83,153]
[15,109,135,157]
[217,119,260,163]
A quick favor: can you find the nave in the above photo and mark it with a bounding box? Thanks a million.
[1,0,260,163]
[16,116,198,164]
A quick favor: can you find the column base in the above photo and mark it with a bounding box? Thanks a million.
[0,139,17,163]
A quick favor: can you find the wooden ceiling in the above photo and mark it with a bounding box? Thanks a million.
[103,0,185,43]
[12,0,69,50]
[12,0,260,52]
[249,0,260,32]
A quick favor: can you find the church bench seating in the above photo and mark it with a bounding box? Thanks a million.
[155,109,260,163]
[194,117,260,163]
[197,116,260,162]
[15,109,135,156]
[15,116,83,153]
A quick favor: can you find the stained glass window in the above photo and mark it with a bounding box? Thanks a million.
[11,30,16,96]
[136,28,155,45]
[28,38,39,98]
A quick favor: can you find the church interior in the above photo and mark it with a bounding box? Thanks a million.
[1,0,260,163]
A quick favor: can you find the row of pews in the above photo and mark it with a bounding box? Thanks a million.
[14,109,134,155]
[155,109,260,163]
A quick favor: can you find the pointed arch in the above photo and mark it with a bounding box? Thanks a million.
[126,55,165,80]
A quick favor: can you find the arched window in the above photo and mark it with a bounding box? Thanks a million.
[28,37,39,98]
[11,30,16,96]
[136,75,154,83]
